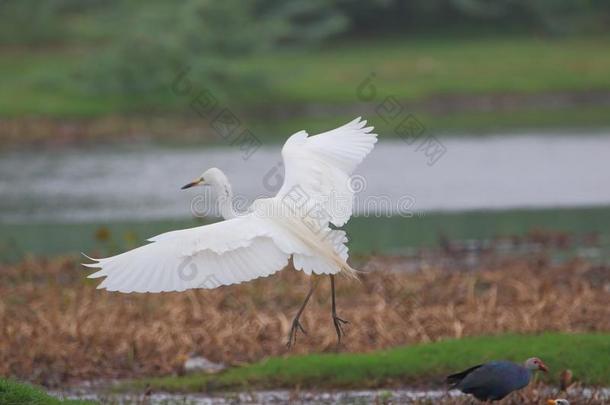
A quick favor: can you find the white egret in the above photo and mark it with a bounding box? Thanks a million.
[84,117,377,345]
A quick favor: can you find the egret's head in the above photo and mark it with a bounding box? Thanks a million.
[181,167,227,190]
[547,400,570,405]
[525,357,548,372]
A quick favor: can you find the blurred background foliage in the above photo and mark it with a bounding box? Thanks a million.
[1,0,609,103]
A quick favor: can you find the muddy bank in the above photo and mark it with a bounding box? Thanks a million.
[50,385,610,404]
[2,89,610,149]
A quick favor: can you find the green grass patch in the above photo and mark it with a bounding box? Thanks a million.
[4,205,610,263]
[2,36,610,118]
[0,378,95,404]
[241,36,610,104]
[0,207,610,262]
[124,333,610,393]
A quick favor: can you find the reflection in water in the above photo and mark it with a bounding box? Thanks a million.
[1,134,610,223]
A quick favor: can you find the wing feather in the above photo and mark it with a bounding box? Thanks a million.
[84,214,292,293]
[85,118,375,291]
[276,117,377,227]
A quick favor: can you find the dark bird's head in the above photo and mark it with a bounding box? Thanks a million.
[525,357,548,372]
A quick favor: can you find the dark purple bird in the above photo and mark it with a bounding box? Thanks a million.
[447,357,548,402]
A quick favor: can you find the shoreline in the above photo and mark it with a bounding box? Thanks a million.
[2,90,610,150]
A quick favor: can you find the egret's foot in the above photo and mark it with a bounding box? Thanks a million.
[329,274,348,344]
[332,313,348,344]
[285,279,317,348]
[286,318,307,348]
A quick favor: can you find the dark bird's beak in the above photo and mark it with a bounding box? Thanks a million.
[181,178,203,190]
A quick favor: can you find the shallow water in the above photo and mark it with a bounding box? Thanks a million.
[51,386,610,404]
[2,133,610,223]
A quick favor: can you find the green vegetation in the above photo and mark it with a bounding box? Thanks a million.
[0,378,95,404]
[2,1,610,140]
[346,205,610,256]
[244,36,610,104]
[125,333,610,392]
[3,0,608,49]
[2,36,610,118]
[3,205,610,262]
[251,105,610,142]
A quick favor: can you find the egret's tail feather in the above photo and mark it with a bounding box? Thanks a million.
[342,263,360,279]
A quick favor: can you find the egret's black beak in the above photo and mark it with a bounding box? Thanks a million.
[181,178,203,190]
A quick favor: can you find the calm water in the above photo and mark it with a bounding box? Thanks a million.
[2,134,610,223]
[2,133,610,260]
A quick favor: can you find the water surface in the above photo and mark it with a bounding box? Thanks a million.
[50,386,610,404]
[2,133,610,223]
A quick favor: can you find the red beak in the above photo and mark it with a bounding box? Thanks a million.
[539,362,549,372]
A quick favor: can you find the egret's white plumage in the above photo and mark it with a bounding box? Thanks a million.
[84,117,377,293]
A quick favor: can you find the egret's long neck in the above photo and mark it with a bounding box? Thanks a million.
[214,179,236,220]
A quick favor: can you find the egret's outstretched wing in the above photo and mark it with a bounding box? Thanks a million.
[84,215,297,293]
[85,118,374,291]
[276,117,377,227]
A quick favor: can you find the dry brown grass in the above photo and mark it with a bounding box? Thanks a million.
[1,253,609,386]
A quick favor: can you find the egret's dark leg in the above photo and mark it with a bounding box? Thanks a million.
[330,274,348,343]
[286,278,317,348]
